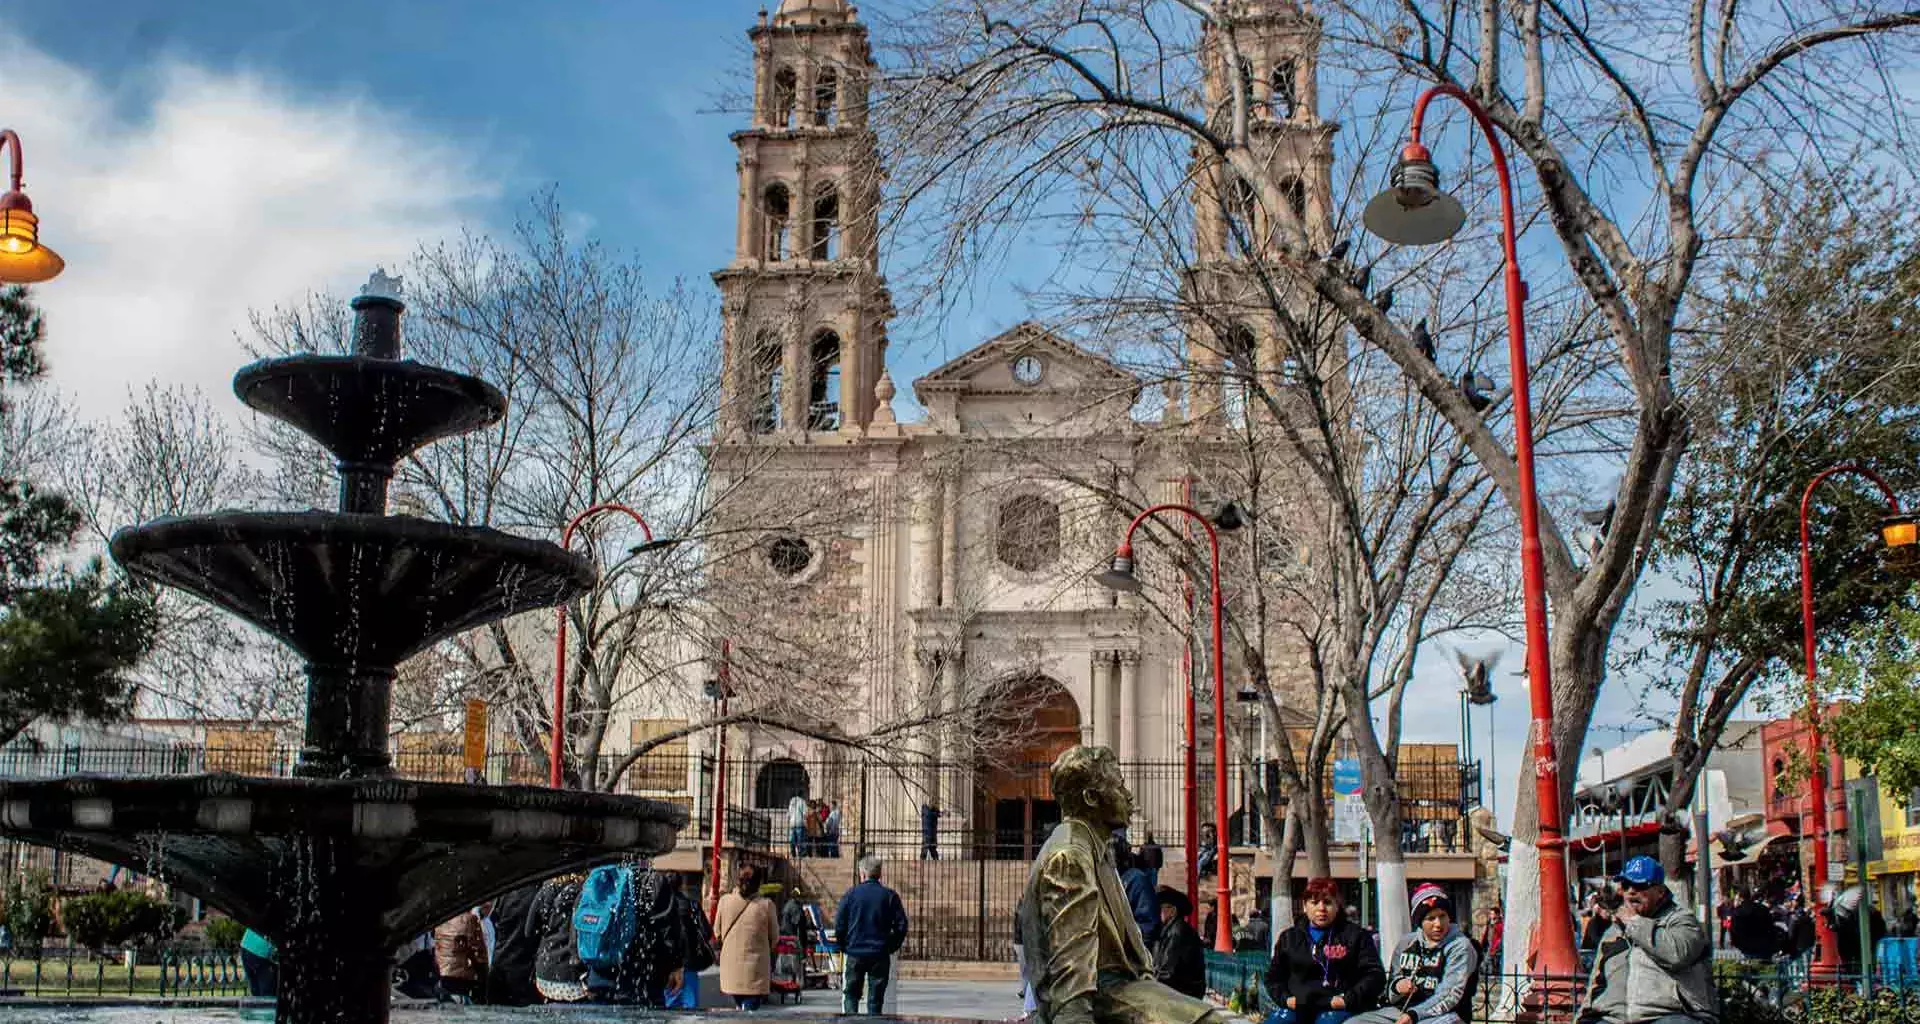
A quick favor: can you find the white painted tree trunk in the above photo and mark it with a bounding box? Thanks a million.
[1272,890,1294,932]
[1503,841,1540,977]
[1376,859,1411,949]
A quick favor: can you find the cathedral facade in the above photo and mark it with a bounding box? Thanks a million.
[705,0,1335,851]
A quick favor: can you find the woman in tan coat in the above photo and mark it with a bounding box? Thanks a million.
[715,865,780,1009]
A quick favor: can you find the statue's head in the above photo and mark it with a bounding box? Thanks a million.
[1052,745,1132,830]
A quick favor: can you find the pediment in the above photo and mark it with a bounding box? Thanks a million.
[912,322,1136,403]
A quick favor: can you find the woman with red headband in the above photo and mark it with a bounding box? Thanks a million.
[1264,878,1385,1024]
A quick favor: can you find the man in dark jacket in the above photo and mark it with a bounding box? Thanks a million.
[1727,889,1778,961]
[836,854,909,1014]
[1151,886,1207,998]
[485,882,544,1006]
[1265,877,1385,1024]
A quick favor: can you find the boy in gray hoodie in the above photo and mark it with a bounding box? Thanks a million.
[1348,885,1479,1024]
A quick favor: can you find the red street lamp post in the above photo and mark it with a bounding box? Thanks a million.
[707,639,734,921]
[1095,501,1243,954]
[550,502,678,789]
[1364,83,1577,977]
[1796,464,1916,981]
[0,129,64,284]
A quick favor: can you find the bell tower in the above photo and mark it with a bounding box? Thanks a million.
[715,0,892,440]
[1185,0,1337,424]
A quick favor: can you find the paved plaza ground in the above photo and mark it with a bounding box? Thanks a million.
[758,979,1023,1021]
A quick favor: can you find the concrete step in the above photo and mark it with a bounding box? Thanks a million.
[898,960,1020,981]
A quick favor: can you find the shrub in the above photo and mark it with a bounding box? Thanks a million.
[1,870,56,953]
[203,916,245,952]
[60,890,184,952]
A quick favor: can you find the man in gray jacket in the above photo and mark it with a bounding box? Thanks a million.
[1578,857,1719,1024]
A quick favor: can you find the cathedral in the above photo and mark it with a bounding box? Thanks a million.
[700,0,1350,859]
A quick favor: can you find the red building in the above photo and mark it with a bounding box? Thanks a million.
[1760,714,1850,896]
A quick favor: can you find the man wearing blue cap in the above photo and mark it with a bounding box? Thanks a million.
[1577,856,1718,1024]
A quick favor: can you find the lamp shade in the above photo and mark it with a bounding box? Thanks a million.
[1363,185,1466,247]
[1093,553,1143,593]
[0,196,62,284]
[1881,514,1918,549]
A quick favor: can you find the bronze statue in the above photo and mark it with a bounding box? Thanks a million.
[1018,745,1227,1024]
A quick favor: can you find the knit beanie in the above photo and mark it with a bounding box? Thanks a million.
[1410,883,1455,922]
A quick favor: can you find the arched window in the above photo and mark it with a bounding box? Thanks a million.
[751,335,783,433]
[1270,60,1297,119]
[813,66,839,126]
[1222,323,1257,425]
[808,330,842,430]
[997,493,1061,572]
[771,67,798,128]
[809,186,840,261]
[1279,176,1307,226]
[764,184,791,261]
[755,759,810,809]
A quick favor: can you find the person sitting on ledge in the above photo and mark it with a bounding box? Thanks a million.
[1266,878,1384,1024]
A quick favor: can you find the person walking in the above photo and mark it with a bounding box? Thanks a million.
[835,853,910,1015]
[1577,856,1718,1024]
[920,801,942,860]
[1727,888,1778,962]
[716,865,780,1010]
[433,907,489,1003]
[1115,835,1159,945]
[1265,878,1385,1024]
[485,881,544,1006]
[788,794,810,858]
[1347,885,1477,1024]
[1152,886,1208,1000]
[824,802,843,858]
[239,928,277,998]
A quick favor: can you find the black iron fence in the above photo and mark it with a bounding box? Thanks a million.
[0,947,247,998]
[0,745,1483,859]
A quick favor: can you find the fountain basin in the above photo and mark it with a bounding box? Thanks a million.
[0,773,686,949]
[235,355,507,470]
[110,512,594,669]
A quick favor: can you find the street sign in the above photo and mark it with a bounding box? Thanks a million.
[1846,776,1884,862]
[1335,795,1367,843]
[463,698,488,772]
[1333,758,1362,796]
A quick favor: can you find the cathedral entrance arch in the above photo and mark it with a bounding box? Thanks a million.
[975,676,1080,860]
[755,758,809,810]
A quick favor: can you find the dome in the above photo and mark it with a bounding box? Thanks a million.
[773,0,853,26]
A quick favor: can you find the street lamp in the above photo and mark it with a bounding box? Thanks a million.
[0,130,63,284]
[1365,83,1579,979]
[706,639,734,921]
[1095,500,1243,953]
[1797,464,1911,980]
[550,502,679,788]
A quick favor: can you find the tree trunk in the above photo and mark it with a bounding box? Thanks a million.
[1271,805,1301,929]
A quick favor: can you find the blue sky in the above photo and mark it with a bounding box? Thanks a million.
[0,0,1675,827]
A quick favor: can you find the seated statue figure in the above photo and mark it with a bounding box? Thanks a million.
[1019,745,1227,1024]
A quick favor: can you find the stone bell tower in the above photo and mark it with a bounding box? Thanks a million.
[1185,0,1338,424]
[714,0,893,440]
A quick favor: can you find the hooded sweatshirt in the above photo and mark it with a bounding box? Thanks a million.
[1381,924,1479,1021]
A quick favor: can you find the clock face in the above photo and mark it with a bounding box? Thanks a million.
[1012,354,1044,385]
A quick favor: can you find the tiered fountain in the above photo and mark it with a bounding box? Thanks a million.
[0,272,686,1022]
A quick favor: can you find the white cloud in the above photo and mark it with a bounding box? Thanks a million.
[0,37,495,422]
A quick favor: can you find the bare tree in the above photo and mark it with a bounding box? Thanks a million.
[868,0,1920,960]
[61,384,298,721]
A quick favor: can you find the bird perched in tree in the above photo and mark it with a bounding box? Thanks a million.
[1372,286,1395,314]
[1412,318,1435,361]
[1326,238,1351,263]
[1460,371,1495,412]
[1350,263,1372,293]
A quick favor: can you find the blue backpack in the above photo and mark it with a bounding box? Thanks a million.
[573,865,637,971]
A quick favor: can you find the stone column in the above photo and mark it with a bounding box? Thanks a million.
[914,648,941,816]
[1118,649,1140,763]
[1087,650,1113,748]
[737,150,760,261]
[940,650,968,855]
[782,294,807,430]
[939,471,960,608]
[908,476,940,609]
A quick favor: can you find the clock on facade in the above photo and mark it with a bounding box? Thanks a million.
[1011,354,1044,385]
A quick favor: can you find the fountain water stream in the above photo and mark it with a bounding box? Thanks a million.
[0,272,686,1022]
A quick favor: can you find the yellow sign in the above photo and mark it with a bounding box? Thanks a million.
[463,699,489,771]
